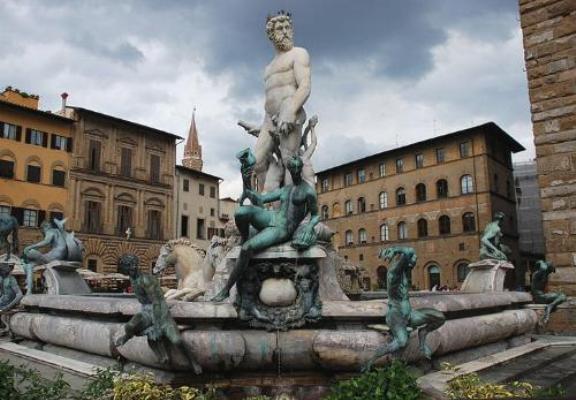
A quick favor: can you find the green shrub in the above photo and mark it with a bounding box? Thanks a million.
[0,360,70,400]
[325,360,421,400]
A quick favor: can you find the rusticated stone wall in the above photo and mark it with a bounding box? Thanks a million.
[520,0,576,294]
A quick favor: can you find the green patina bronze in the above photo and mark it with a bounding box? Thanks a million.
[0,214,19,261]
[0,262,22,311]
[114,254,202,374]
[363,246,445,372]
[531,260,567,325]
[479,211,511,261]
[211,152,319,302]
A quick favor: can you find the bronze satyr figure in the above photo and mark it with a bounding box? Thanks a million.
[532,260,567,325]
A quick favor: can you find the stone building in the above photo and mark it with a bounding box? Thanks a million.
[514,161,546,283]
[316,122,524,290]
[61,104,180,273]
[174,111,222,248]
[520,0,576,294]
[0,87,74,249]
[219,196,238,224]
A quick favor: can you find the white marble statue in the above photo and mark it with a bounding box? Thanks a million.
[238,10,311,192]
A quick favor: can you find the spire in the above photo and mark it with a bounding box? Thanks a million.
[182,107,203,171]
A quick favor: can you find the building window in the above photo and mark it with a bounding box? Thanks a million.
[0,205,10,215]
[459,141,471,158]
[417,218,428,238]
[345,230,353,245]
[358,228,367,244]
[359,254,364,261]
[462,212,476,232]
[415,183,427,202]
[428,265,441,290]
[344,172,353,187]
[379,162,386,177]
[120,148,132,177]
[150,154,161,183]
[397,222,407,240]
[321,178,329,192]
[357,197,366,213]
[26,129,46,146]
[116,205,132,236]
[461,175,474,194]
[321,205,329,220]
[436,179,448,198]
[210,186,216,198]
[493,173,499,193]
[49,211,64,223]
[87,259,98,272]
[415,153,424,168]
[345,200,353,215]
[1,122,19,140]
[436,148,445,163]
[0,159,15,179]
[377,266,388,289]
[23,209,38,227]
[210,208,215,217]
[396,187,406,206]
[439,215,451,235]
[395,158,404,173]
[183,179,189,192]
[181,215,189,237]
[88,140,101,171]
[379,192,388,209]
[147,210,162,240]
[51,134,69,151]
[26,164,41,183]
[84,201,102,233]
[52,169,66,187]
[196,218,205,240]
[199,183,205,196]
[357,169,366,183]
[380,224,389,241]
[457,263,470,282]
[506,179,512,198]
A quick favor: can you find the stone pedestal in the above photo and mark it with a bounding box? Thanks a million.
[461,259,514,292]
[43,261,91,295]
[227,243,326,330]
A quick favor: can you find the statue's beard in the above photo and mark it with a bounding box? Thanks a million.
[273,34,294,51]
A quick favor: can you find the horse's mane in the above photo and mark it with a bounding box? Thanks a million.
[164,238,206,257]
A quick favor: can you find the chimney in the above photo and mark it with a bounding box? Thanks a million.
[61,92,69,111]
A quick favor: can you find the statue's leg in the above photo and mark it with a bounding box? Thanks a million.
[165,324,202,374]
[542,293,567,324]
[410,308,445,359]
[148,338,170,365]
[254,117,275,191]
[23,264,34,295]
[235,206,258,243]
[116,313,147,347]
[362,311,409,372]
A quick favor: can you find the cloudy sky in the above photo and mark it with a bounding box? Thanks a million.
[0,0,532,197]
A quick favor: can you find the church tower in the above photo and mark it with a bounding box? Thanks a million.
[182,108,203,171]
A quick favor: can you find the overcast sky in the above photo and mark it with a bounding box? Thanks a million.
[0,0,533,197]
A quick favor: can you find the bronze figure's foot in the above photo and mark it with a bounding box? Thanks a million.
[211,289,230,302]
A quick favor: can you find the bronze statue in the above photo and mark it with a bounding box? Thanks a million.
[22,218,83,294]
[363,246,445,371]
[0,214,19,261]
[0,262,22,311]
[114,254,202,374]
[532,260,567,325]
[211,153,319,302]
[479,211,510,261]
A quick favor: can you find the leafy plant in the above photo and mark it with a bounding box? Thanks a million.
[325,360,421,400]
[75,367,118,400]
[112,373,216,400]
[0,360,71,400]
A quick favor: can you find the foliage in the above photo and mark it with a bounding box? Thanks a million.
[0,360,70,400]
[325,360,421,400]
[112,373,216,400]
[75,367,117,400]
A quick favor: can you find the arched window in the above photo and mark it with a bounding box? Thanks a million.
[396,187,406,206]
[345,230,353,245]
[436,179,448,198]
[462,212,476,232]
[457,262,470,282]
[428,265,441,290]
[345,200,353,215]
[358,228,367,244]
[380,224,389,241]
[379,192,388,209]
[321,205,329,220]
[0,152,16,179]
[26,161,42,183]
[439,215,451,235]
[417,218,428,237]
[461,175,474,194]
[52,166,66,187]
[377,266,388,289]
[415,183,427,202]
[357,197,366,213]
[397,221,407,240]
[332,202,341,218]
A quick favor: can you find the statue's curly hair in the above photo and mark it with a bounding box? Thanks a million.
[265,10,293,41]
[118,253,139,270]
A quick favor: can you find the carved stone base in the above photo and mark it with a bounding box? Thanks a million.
[461,259,514,292]
[230,244,325,330]
[43,261,91,295]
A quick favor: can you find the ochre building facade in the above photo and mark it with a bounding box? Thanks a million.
[520,0,576,294]
[316,123,524,290]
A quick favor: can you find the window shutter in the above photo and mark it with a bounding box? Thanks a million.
[50,134,56,149]
[42,132,48,147]
[66,137,73,152]
[25,128,32,144]
[11,207,24,225]
[0,122,4,136]
[38,210,46,226]
[15,126,22,142]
